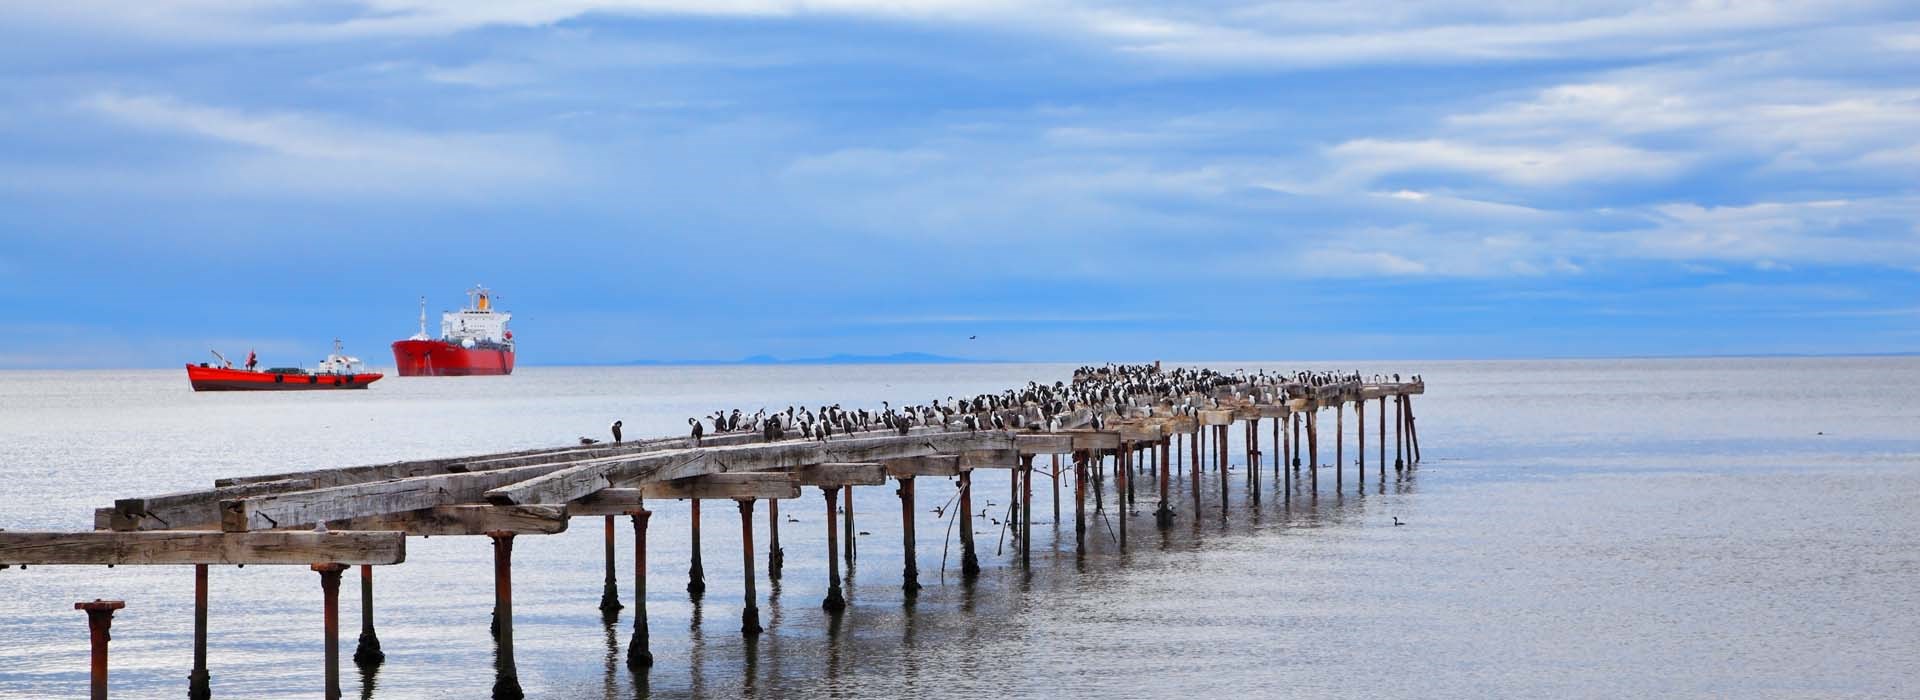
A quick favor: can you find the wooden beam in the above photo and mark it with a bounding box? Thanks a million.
[794,463,887,487]
[883,455,962,478]
[0,531,406,566]
[1197,409,1235,426]
[486,430,1010,506]
[109,478,315,531]
[1069,431,1121,451]
[220,460,601,532]
[1015,433,1074,455]
[960,449,1018,469]
[326,505,568,536]
[643,474,799,501]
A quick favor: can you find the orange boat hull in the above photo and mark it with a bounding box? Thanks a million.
[185,364,383,391]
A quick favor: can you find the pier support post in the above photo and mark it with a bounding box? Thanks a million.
[1051,454,1061,523]
[1336,404,1345,490]
[897,476,920,596]
[1073,451,1087,547]
[1378,397,1387,480]
[1155,437,1173,528]
[626,508,654,669]
[313,563,348,700]
[1307,409,1319,491]
[1407,395,1422,464]
[842,487,856,568]
[353,565,384,666]
[1020,454,1034,568]
[599,515,622,613]
[687,500,706,596]
[76,599,124,700]
[736,499,763,636]
[1397,395,1413,471]
[487,532,523,700]
[1292,413,1302,468]
[821,488,848,609]
[958,472,979,579]
[189,565,211,700]
[767,498,783,582]
[1114,448,1128,548]
[1356,401,1366,487]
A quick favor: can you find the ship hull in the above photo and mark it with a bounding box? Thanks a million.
[186,365,382,391]
[391,339,516,376]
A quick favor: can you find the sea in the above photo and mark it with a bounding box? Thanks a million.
[1,358,1916,699]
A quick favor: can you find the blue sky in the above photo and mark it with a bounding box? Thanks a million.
[2,2,1917,367]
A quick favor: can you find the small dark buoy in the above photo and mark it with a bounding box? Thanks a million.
[857,531,870,536]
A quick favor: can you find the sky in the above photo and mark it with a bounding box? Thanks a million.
[1,1,1917,368]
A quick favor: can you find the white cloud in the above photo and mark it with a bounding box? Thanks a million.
[1327,138,1686,187]
[72,92,568,197]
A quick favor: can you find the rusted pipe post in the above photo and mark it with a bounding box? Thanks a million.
[1273,416,1284,487]
[767,498,782,582]
[1008,460,1020,541]
[1154,436,1173,528]
[487,532,523,700]
[1356,401,1366,487]
[1247,419,1258,491]
[1307,409,1320,491]
[353,564,384,666]
[1394,395,1405,471]
[189,565,211,699]
[599,515,622,612]
[821,488,848,609]
[842,487,856,567]
[1114,447,1128,548]
[1408,395,1422,464]
[736,499,763,635]
[75,599,124,700]
[313,563,348,700]
[1051,453,1062,523]
[1336,403,1345,490]
[687,499,706,596]
[897,476,920,595]
[1122,443,1136,505]
[1073,451,1087,547]
[1021,454,1034,567]
[958,471,979,579]
[1292,413,1302,468]
[626,508,654,669]
[1378,397,1387,480]
[1189,428,1201,487]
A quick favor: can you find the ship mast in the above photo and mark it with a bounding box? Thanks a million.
[417,296,428,339]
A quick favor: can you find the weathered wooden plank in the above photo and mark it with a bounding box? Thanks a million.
[488,430,1009,506]
[795,463,888,487]
[110,478,315,531]
[1015,433,1074,455]
[220,460,600,532]
[326,505,568,536]
[1257,404,1291,419]
[0,531,406,566]
[1115,423,1161,442]
[883,455,962,478]
[643,474,800,501]
[960,449,1019,469]
[1197,409,1236,426]
[1069,431,1121,451]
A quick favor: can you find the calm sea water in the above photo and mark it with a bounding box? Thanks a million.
[2,359,1917,699]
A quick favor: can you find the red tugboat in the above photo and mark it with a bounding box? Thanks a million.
[390,286,515,376]
[186,340,383,391]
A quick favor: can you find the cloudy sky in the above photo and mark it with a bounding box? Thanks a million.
[2,1,1917,367]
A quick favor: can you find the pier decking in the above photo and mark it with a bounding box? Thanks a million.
[1,364,1425,699]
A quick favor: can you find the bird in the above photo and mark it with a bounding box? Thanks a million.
[611,420,623,444]
[1392,517,1405,526]
[688,417,705,445]
[579,437,601,445]
[969,335,977,340]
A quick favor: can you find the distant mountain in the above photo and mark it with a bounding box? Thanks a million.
[618,352,994,366]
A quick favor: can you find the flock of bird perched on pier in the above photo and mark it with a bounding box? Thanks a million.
[577,364,1424,446]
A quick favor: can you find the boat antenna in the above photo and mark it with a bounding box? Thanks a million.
[418,296,427,337]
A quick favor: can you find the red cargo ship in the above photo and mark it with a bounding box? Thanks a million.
[187,340,383,391]
[391,286,516,376]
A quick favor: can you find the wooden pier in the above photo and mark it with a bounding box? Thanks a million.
[0,364,1425,698]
